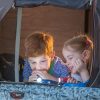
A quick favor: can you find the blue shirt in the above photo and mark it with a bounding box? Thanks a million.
[63,80,89,87]
[23,56,69,81]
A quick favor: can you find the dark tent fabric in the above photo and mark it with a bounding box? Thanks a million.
[0,0,14,21]
[15,0,100,87]
[0,53,24,82]
[89,0,100,87]
[15,0,91,9]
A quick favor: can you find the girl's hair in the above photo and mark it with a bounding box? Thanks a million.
[63,34,93,74]
[25,31,54,57]
[63,34,93,53]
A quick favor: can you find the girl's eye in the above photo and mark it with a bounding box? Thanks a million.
[68,57,73,60]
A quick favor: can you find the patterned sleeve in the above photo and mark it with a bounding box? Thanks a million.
[53,57,70,77]
[23,59,32,81]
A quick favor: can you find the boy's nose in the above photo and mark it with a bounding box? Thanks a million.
[35,64,41,70]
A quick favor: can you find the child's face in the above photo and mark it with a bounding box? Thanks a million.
[62,46,84,74]
[28,55,52,72]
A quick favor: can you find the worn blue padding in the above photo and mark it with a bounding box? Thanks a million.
[0,81,100,100]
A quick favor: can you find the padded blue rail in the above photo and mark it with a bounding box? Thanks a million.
[0,82,100,100]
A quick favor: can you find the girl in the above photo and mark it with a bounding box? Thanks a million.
[61,34,93,87]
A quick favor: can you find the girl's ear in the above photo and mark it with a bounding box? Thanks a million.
[82,50,90,62]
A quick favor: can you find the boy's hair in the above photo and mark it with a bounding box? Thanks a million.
[25,31,54,57]
[63,34,93,53]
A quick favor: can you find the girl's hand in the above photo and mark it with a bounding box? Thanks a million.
[72,58,86,73]
[67,76,78,83]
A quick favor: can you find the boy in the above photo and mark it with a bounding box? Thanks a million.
[23,31,69,82]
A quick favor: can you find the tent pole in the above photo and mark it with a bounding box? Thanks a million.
[15,8,22,82]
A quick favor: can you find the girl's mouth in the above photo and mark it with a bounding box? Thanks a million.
[68,66,73,71]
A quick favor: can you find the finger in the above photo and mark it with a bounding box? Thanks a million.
[77,59,82,65]
[32,71,37,75]
[36,73,45,79]
[67,77,77,83]
[29,76,37,82]
[67,77,72,83]
[71,79,77,83]
[69,78,75,83]
[29,77,34,82]
[29,76,37,80]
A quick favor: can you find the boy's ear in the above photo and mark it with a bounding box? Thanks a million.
[50,51,55,59]
[82,50,90,62]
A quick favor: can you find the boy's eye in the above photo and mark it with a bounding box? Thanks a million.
[31,62,36,64]
[41,60,47,63]
[28,61,36,64]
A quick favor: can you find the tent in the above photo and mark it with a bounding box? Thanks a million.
[0,0,13,21]
[0,0,100,87]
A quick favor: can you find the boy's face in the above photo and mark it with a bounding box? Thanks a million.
[28,55,52,72]
[62,46,83,73]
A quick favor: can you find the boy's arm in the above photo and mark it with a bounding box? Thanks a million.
[23,59,32,82]
[31,71,58,82]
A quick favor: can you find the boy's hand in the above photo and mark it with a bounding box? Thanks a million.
[28,72,39,82]
[35,71,58,81]
[30,71,58,82]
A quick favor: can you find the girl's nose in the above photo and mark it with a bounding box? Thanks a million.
[66,62,72,69]
[66,61,71,66]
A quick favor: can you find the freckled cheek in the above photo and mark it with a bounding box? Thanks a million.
[30,65,36,70]
[44,62,51,70]
[39,62,48,70]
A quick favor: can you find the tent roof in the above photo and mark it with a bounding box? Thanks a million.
[0,0,92,22]
[15,0,91,9]
[0,0,14,21]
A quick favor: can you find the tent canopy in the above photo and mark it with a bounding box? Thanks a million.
[0,0,13,21]
[15,0,91,9]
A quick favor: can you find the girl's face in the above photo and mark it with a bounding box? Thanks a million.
[62,46,85,74]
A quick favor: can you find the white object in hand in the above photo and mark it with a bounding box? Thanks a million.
[37,77,42,83]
